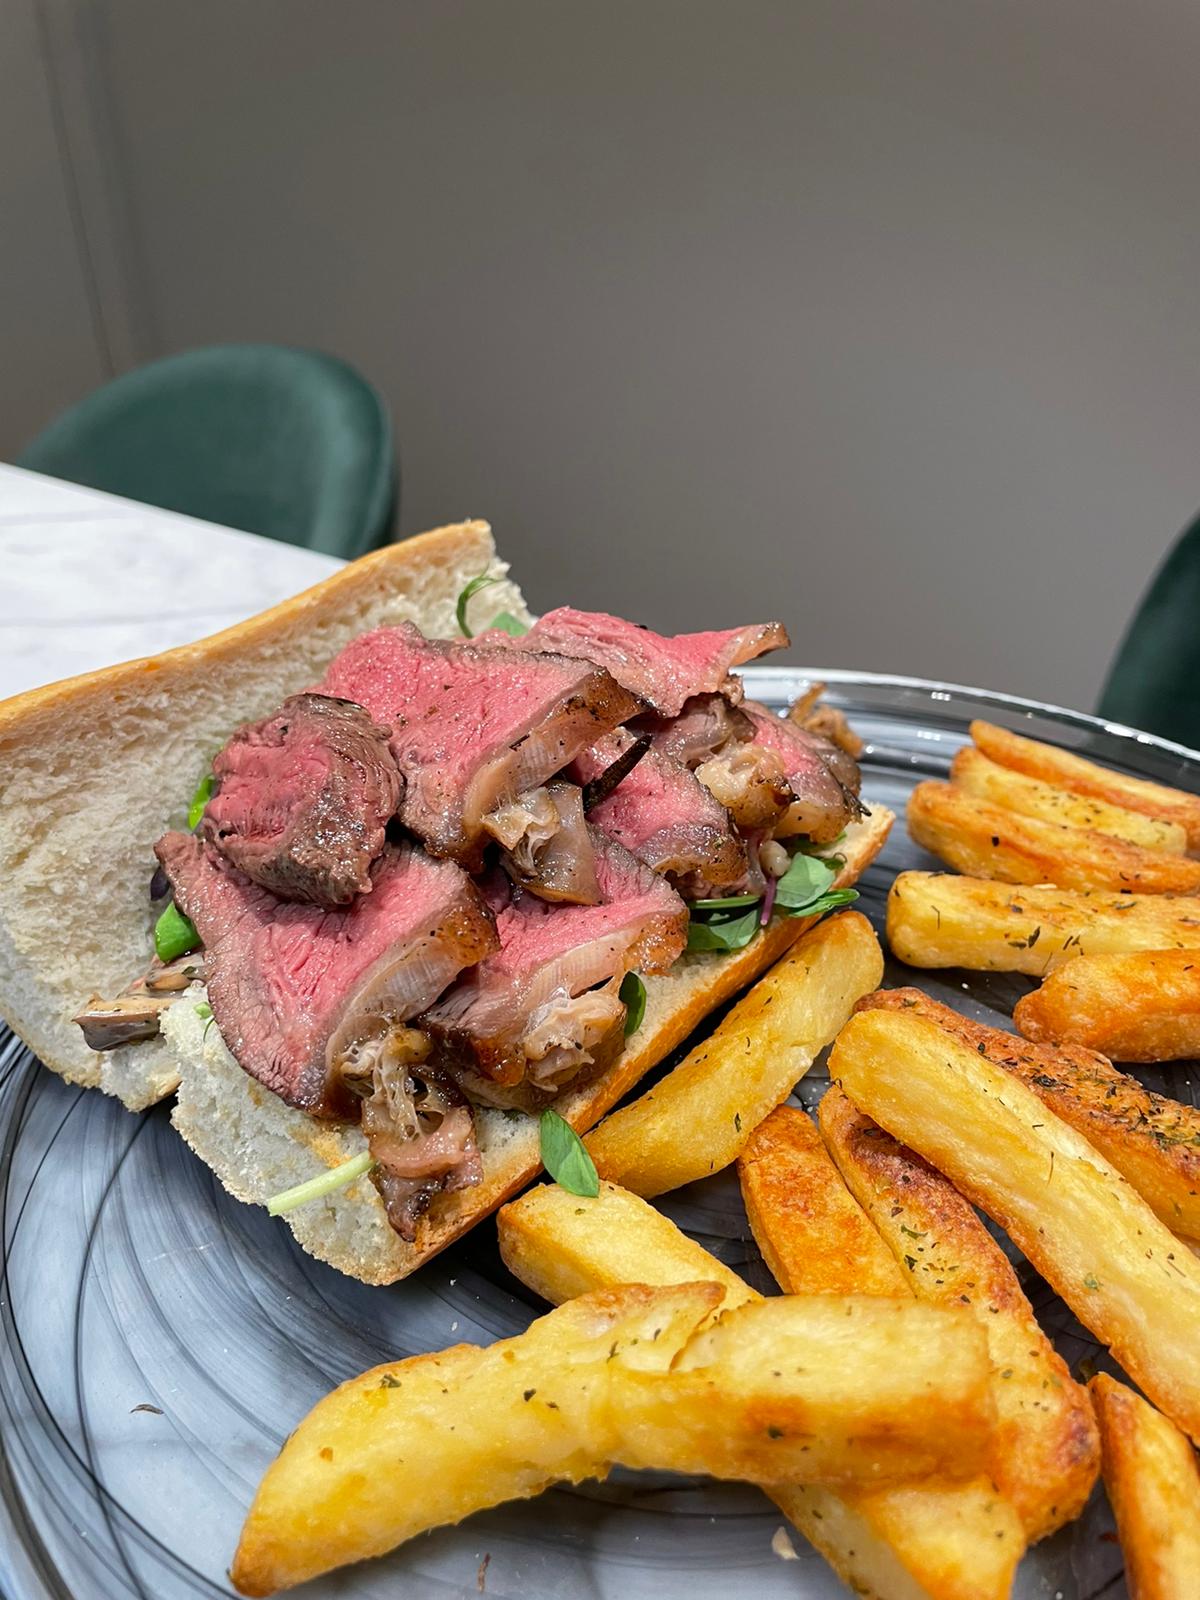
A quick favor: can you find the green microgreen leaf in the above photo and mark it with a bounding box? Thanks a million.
[194,1001,212,1021]
[487,611,529,636]
[788,888,859,919]
[155,903,201,963]
[187,772,216,830]
[686,904,762,952]
[620,971,647,1035]
[266,1151,376,1216]
[773,851,838,911]
[539,1109,600,1198]
[456,572,504,637]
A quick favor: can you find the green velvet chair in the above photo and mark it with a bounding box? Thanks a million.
[1098,510,1200,750]
[16,344,395,559]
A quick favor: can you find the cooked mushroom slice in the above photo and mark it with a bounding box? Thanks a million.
[74,953,206,1051]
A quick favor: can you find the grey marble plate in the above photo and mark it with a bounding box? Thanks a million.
[5,669,1197,1600]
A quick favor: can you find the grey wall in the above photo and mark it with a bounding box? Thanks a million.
[0,0,109,453]
[6,0,1200,710]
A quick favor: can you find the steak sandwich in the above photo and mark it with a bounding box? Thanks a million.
[0,521,891,1283]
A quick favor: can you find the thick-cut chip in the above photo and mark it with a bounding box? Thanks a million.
[970,720,1200,853]
[1014,948,1200,1063]
[950,746,1188,854]
[1090,1372,1200,1600]
[907,781,1200,894]
[738,1105,907,1297]
[831,1009,1200,1443]
[866,985,1200,1241]
[231,1281,995,1596]
[734,1117,1025,1600]
[500,1177,1021,1600]
[818,1084,1098,1541]
[886,872,1200,975]
[664,1294,993,1484]
[585,911,883,1196]
[498,1179,755,1313]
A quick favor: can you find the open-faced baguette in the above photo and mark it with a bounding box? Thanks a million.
[0,520,893,1283]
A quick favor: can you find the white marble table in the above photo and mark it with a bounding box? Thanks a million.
[0,464,344,700]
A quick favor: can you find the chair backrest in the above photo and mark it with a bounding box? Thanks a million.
[16,344,396,559]
[1098,509,1200,750]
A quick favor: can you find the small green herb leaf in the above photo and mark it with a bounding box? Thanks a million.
[194,1001,213,1021]
[787,888,859,919]
[620,971,647,1035]
[686,905,761,952]
[266,1151,376,1215]
[539,1109,600,1198]
[487,611,529,636]
[773,851,838,911]
[155,903,201,963]
[456,572,503,637]
[187,772,216,830]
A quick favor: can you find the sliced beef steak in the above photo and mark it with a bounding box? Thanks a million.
[741,700,865,845]
[570,730,746,885]
[318,622,640,866]
[199,694,402,907]
[422,831,687,1106]
[503,608,789,717]
[154,833,497,1118]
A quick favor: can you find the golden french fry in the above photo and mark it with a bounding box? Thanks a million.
[831,1009,1200,1443]
[886,871,1200,975]
[818,1084,1098,1541]
[232,1282,715,1596]
[738,1104,907,1296]
[907,781,1200,894]
[1014,948,1200,1063]
[498,1179,754,1313]
[501,1178,1021,1600]
[232,1279,995,1595]
[971,720,1200,853]
[585,910,883,1196]
[950,745,1188,854]
[737,1110,1025,1600]
[632,1294,994,1484]
[770,1480,1018,1600]
[864,986,1200,1243]
[1091,1373,1200,1600]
